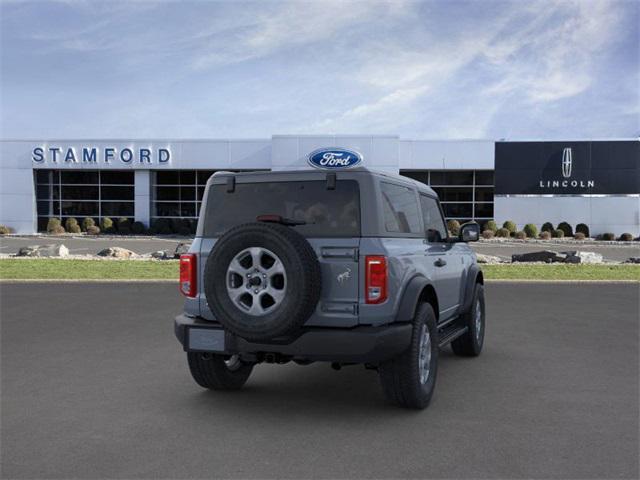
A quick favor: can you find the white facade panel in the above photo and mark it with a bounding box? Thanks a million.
[134,170,151,226]
[399,140,494,170]
[494,196,640,236]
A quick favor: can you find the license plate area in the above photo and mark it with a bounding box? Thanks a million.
[187,328,226,352]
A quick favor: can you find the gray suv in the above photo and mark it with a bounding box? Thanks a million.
[174,168,485,409]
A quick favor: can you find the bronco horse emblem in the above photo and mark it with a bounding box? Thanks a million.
[337,267,351,284]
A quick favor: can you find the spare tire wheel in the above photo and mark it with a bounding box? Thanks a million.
[203,222,321,341]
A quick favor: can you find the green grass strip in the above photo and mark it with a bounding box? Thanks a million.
[0,259,638,281]
[481,263,640,281]
[0,259,179,280]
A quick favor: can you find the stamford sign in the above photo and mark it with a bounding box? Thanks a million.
[32,146,171,165]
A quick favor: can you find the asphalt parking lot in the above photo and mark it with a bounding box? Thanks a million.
[1,282,638,479]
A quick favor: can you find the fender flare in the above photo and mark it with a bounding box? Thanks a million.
[395,276,432,323]
[459,264,483,315]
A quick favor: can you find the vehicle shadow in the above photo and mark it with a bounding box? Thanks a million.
[176,349,464,421]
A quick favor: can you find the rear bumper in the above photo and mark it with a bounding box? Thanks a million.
[174,314,411,364]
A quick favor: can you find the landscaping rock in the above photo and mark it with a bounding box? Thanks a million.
[624,257,640,264]
[151,250,171,260]
[17,244,69,258]
[511,250,566,263]
[561,251,604,264]
[174,242,192,259]
[96,247,136,258]
[475,253,503,264]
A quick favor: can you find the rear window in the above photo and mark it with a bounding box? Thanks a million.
[204,180,360,237]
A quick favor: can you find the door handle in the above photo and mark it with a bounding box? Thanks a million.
[434,258,447,267]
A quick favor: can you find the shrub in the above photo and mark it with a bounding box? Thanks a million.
[447,219,461,236]
[68,224,81,234]
[50,225,65,235]
[65,217,78,230]
[116,217,131,234]
[482,229,495,239]
[541,222,554,233]
[557,221,573,237]
[502,220,517,235]
[523,223,538,238]
[131,221,146,234]
[599,232,615,241]
[539,231,551,240]
[618,233,633,242]
[101,217,114,233]
[575,223,590,238]
[151,218,172,235]
[574,232,586,240]
[86,225,100,235]
[82,217,96,231]
[46,218,62,233]
[0,224,13,234]
[552,229,565,238]
[496,227,510,238]
[515,230,527,240]
[483,220,498,233]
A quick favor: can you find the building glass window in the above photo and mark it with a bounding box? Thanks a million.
[151,170,266,221]
[34,169,134,231]
[401,169,495,223]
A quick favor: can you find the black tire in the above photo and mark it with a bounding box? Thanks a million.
[451,283,485,357]
[187,352,253,390]
[378,303,439,409]
[203,222,321,342]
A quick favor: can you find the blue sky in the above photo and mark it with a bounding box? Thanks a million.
[1,0,638,140]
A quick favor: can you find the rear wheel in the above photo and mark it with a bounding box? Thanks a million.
[187,352,253,390]
[451,283,485,357]
[378,303,439,409]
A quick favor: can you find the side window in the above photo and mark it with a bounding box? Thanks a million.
[420,194,448,242]
[380,182,421,234]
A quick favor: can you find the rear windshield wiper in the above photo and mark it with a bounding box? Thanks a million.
[256,214,307,226]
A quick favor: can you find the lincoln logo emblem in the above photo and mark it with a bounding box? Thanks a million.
[561,147,572,178]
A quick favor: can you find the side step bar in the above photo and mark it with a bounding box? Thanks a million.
[438,326,468,348]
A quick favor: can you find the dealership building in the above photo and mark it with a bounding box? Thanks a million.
[0,136,638,235]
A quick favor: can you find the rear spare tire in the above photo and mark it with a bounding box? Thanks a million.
[203,222,321,341]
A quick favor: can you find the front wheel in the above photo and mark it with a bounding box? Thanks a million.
[451,283,485,357]
[187,352,253,390]
[378,303,439,409]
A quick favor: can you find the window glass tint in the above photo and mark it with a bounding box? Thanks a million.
[475,171,494,185]
[380,182,421,234]
[474,203,494,218]
[420,195,447,242]
[442,203,472,218]
[430,171,474,185]
[155,171,180,185]
[61,186,99,200]
[205,180,360,237]
[475,187,494,202]
[36,170,51,183]
[400,171,428,185]
[101,171,134,184]
[61,171,99,184]
[101,186,134,200]
[101,202,134,217]
[61,201,99,216]
[431,187,472,202]
[180,171,196,184]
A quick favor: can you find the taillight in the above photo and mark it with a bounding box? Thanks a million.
[365,255,387,304]
[179,254,197,297]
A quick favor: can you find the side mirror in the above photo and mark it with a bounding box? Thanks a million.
[459,222,480,242]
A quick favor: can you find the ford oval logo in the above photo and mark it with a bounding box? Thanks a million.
[307,147,363,169]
